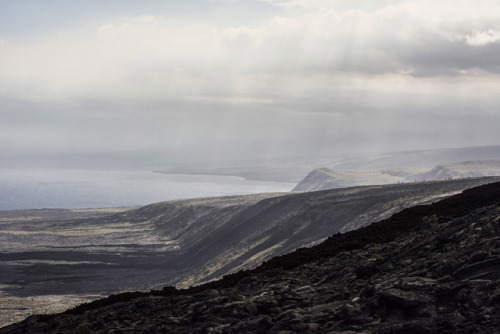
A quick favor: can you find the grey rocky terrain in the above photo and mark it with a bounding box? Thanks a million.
[2,179,500,333]
[1,177,499,327]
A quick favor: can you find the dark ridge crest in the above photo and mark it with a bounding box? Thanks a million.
[39,180,500,319]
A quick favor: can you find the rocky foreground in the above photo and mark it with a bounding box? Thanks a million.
[2,182,500,333]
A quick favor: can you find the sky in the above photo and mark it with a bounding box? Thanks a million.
[1,0,500,164]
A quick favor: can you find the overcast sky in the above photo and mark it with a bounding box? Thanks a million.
[1,0,500,163]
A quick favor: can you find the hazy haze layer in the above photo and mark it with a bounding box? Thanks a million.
[1,0,500,163]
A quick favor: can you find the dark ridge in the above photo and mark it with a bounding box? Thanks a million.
[40,180,500,319]
[188,180,500,289]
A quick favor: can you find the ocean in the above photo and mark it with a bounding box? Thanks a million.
[0,169,295,210]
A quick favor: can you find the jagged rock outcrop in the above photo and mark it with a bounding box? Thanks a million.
[2,181,500,333]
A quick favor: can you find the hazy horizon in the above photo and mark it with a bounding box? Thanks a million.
[2,0,500,166]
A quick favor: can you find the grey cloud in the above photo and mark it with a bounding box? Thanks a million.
[2,1,500,163]
[3,88,500,164]
[396,36,500,76]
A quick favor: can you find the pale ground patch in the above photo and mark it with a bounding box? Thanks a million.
[69,207,139,213]
[0,222,152,236]
[0,292,104,328]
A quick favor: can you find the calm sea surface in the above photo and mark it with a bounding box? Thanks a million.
[0,169,295,210]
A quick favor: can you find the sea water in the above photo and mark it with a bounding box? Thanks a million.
[0,169,295,210]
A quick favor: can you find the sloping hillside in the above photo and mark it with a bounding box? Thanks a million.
[1,178,499,326]
[295,159,500,191]
[415,159,500,181]
[156,178,497,288]
[293,167,421,191]
[3,181,500,333]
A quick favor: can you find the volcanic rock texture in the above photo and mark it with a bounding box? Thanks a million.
[2,181,500,333]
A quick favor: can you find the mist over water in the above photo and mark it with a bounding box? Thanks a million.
[0,169,294,210]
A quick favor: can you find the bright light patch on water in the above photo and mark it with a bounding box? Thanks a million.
[0,169,294,210]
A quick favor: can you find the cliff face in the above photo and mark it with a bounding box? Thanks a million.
[2,181,500,333]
